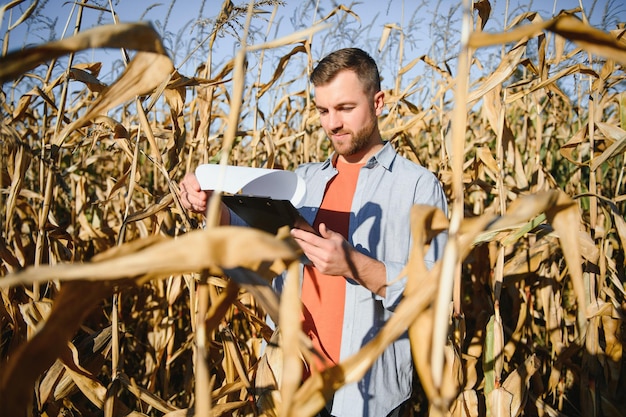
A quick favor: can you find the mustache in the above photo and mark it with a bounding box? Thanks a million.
[330,129,351,135]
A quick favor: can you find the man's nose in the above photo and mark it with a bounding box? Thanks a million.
[328,111,342,130]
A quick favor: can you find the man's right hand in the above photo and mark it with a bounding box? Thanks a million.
[179,172,210,213]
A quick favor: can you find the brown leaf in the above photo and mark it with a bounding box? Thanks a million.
[450,389,480,417]
[468,41,527,104]
[0,22,168,83]
[0,281,116,416]
[53,51,175,146]
[501,354,541,416]
[545,191,588,333]
[69,67,107,93]
[473,0,492,31]
[469,12,626,67]
[255,44,307,96]
[0,226,298,288]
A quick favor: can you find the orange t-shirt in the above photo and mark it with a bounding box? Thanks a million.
[301,158,363,372]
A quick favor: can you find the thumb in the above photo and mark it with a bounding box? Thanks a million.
[318,223,337,239]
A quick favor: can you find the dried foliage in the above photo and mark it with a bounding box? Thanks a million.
[1,0,625,416]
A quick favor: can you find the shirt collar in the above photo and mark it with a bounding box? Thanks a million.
[320,141,395,171]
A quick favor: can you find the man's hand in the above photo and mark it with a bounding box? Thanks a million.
[179,173,231,224]
[292,223,352,276]
[291,223,387,297]
[179,172,210,213]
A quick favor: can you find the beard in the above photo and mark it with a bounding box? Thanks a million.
[328,116,377,157]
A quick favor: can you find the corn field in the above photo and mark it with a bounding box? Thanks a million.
[1,0,625,416]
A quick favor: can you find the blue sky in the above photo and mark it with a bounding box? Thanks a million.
[2,0,624,107]
[4,0,625,75]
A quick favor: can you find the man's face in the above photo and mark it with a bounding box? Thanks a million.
[313,70,384,160]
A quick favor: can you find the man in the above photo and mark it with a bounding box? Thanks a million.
[179,48,447,417]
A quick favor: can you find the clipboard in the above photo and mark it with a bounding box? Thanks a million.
[222,195,317,236]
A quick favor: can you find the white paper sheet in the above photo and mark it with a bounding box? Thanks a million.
[195,164,306,206]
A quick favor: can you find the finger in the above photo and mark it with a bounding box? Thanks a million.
[188,195,206,210]
[182,172,202,192]
[290,227,307,240]
[179,189,191,209]
[318,223,336,239]
[291,227,319,244]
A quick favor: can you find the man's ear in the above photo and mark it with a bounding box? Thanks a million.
[374,90,385,115]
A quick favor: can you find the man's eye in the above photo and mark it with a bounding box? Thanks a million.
[318,109,328,115]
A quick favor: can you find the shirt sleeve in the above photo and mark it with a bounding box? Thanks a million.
[380,260,407,309]
[381,167,449,311]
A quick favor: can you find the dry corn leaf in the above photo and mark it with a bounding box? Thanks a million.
[378,23,398,52]
[487,192,561,231]
[559,123,589,165]
[10,87,37,121]
[590,123,626,171]
[317,4,359,24]
[591,59,616,92]
[470,12,626,67]
[399,54,451,78]
[545,191,588,332]
[450,389,480,417]
[63,364,109,410]
[291,263,439,415]
[69,67,107,93]
[502,240,551,276]
[500,215,546,246]
[476,146,500,175]
[0,281,115,416]
[500,354,541,416]
[146,318,175,375]
[505,63,597,104]
[467,41,527,104]
[540,281,563,354]
[473,0,492,31]
[54,51,175,146]
[224,267,281,323]
[161,401,248,417]
[1,1,625,416]
[0,226,298,288]
[247,24,329,52]
[575,193,626,270]
[465,328,485,390]
[255,43,306,96]
[38,327,112,406]
[467,192,561,253]
[599,313,623,397]
[0,22,168,83]
[124,194,174,224]
[0,227,297,415]
[4,144,30,237]
[410,309,437,400]
[255,330,283,416]
[0,0,37,38]
[487,386,514,417]
[117,373,178,413]
[17,298,52,332]
[278,261,304,416]
[221,327,252,388]
[620,92,626,130]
